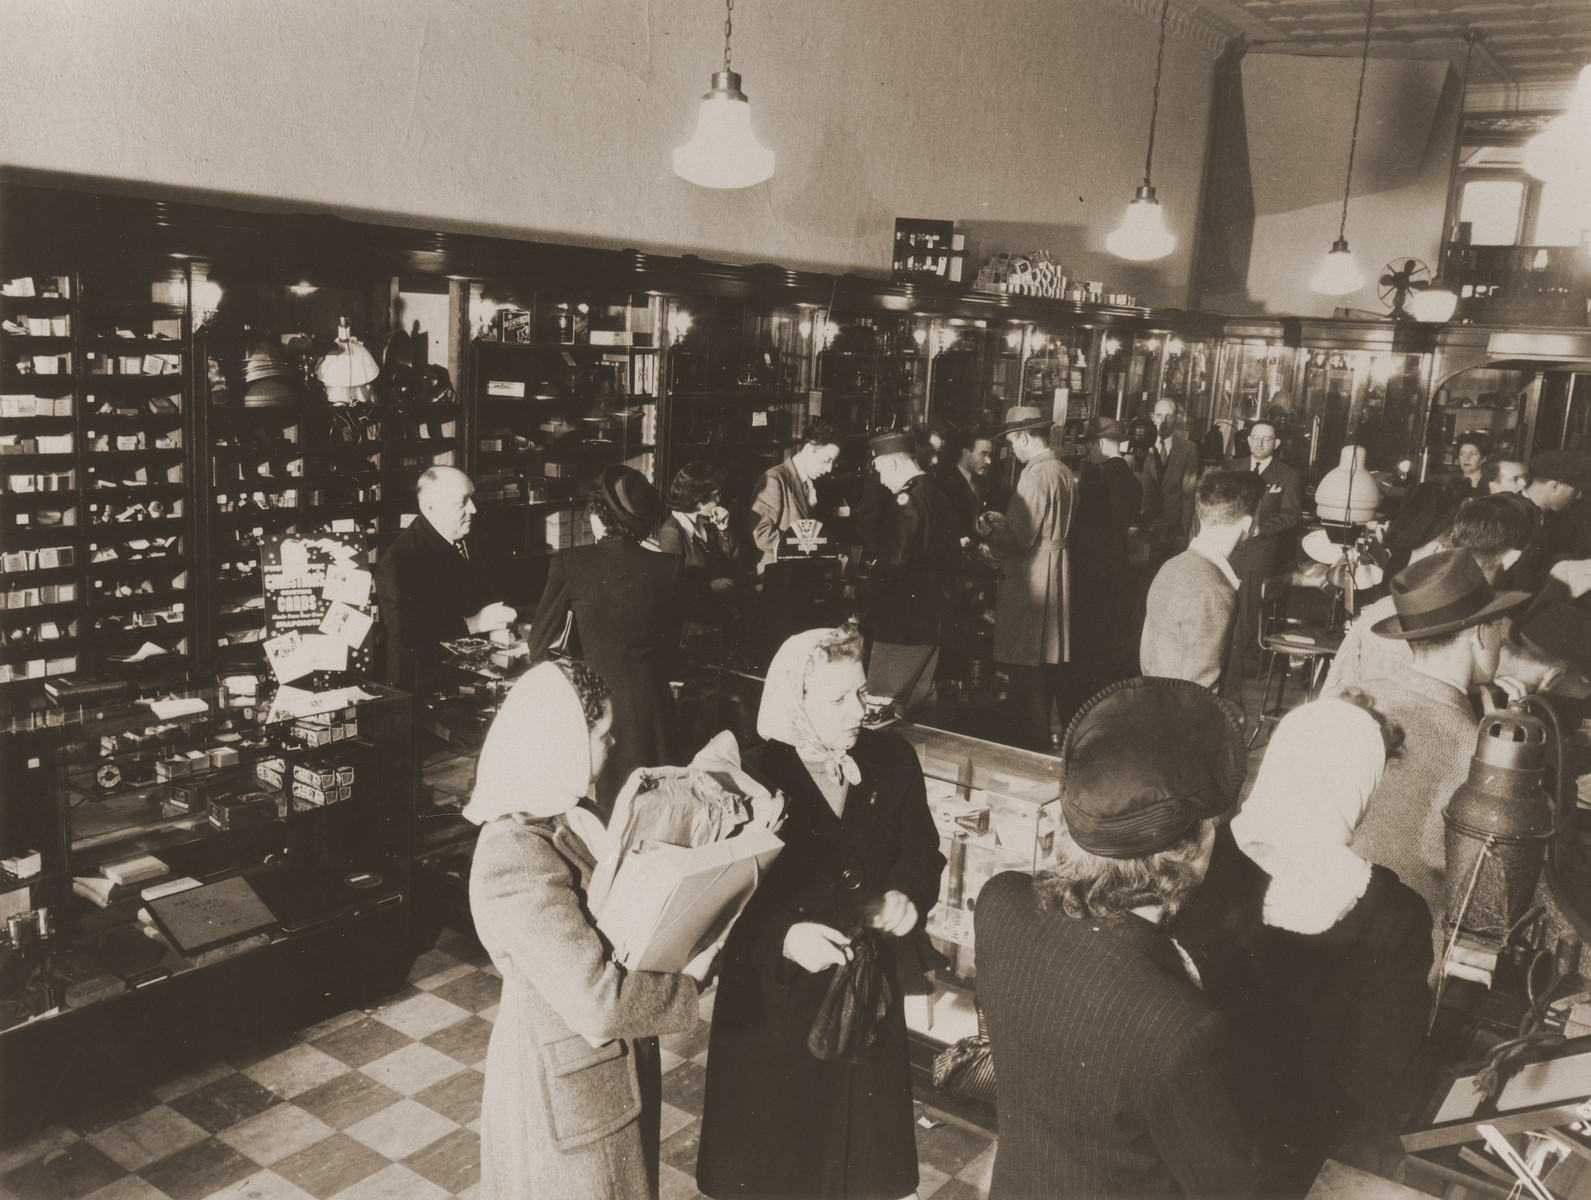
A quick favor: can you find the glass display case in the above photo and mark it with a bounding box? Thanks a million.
[659,295,816,523]
[409,637,535,929]
[1425,365,1535,475]
[928,321,1020,438]
[1211,325,1293,462]
[465,284,660,578]
[1291,345,1428,482]
[893,723,1062,1047]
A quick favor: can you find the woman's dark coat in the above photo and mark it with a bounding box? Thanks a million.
[696,730,946,1199]
[526,538,681,805]
[1174,832,1435,1196]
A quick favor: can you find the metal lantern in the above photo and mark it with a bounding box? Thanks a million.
[1443,705,1555,944]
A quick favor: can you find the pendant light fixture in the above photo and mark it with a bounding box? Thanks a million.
[1310,0,1377,296]
[1107,0,1177,262]
[673,0,775,189]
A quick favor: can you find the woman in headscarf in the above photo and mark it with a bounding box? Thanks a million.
[696,622,946,1200]
[1189,697,1435,1196]
[526,463,681,808]
[467,659,715,1200]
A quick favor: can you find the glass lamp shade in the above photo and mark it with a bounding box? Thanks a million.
[316,324,381,406]
[1105,186,1176,262]
[1408,285,1459,323]
[673,71,774,189]
[1315,445,1383,524]
[1310,238,1366,296]
[1524,65,1591,185]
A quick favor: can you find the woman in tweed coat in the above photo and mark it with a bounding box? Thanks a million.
[467,660,714,1200]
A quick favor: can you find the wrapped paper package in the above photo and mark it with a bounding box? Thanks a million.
[590,730,784,972]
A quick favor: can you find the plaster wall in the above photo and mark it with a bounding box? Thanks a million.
[1197,53,1460,318]
[0,0,1221,307]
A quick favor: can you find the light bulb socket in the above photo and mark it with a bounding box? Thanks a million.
[1134,184,1160,203]
[707,70,748,101]
[1329,236,1352,254]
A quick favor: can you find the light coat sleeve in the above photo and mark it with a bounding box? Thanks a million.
[984,471,1044,560]
[472,823,701,1043]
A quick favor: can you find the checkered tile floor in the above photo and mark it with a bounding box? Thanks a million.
[0,927,996,1200]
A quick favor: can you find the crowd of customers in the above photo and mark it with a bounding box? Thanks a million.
[438,406,1591,1197]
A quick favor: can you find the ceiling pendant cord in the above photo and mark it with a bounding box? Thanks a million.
[724,0,734,74]
[1144,0,1171,188]
[1337,0,1377,244]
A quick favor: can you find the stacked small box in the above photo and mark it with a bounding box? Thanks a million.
[290,758,355,809]
[545,510,574,551]
[209,789,283,830]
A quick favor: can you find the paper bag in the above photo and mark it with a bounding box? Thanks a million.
[595,825,783,972]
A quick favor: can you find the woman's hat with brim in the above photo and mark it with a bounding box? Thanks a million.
[1371,548,1530,641]
[597,463,662,536]
[997,405,1052,438]
[1061,677,1247,858]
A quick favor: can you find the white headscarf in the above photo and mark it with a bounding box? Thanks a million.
[757,627,863,786]
[463,661,594,825]
[1229,698,1388,935]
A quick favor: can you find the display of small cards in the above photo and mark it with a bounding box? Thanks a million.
[259,530,374,687]
[0,394,73,417]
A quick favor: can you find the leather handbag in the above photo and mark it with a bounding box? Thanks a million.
[807,932,894,1062]
[931,1003,996,1106]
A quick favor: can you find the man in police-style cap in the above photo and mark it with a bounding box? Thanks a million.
[976,406,1077,748]
[861,430,961,714]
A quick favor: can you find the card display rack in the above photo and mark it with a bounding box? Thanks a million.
[197,279,390,677]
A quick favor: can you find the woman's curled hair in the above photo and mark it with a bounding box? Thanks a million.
[551,658,610,728]
[1033,820,1216,921]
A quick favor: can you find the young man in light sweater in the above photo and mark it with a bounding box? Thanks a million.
[1140,470,1266,695]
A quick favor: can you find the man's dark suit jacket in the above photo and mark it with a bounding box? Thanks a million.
[934,463,984,544]
[1227,456,1303,582]
[975,872,1256,1198]
[373,513,497,691]
[1139,432,1200,541]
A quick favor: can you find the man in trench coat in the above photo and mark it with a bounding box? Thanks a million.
[977,406,1077,749]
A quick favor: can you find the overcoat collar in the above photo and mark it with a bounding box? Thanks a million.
[761,734,890,835]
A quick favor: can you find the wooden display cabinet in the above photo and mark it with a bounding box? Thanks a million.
[0,682,416,1141]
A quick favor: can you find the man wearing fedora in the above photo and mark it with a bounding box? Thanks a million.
[1349,549,1530,919]
[861,430,961,714]
[1070,416,1144,698]
[976,406,1077,750]
[975,677,1257,1198]
[1225,419,1303,689]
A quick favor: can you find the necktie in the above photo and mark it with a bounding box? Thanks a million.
[454,540,470,561]
[1253,460,1263,475]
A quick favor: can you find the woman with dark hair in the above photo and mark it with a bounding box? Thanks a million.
[467,659,717,1200]
[1386,433,1492,571]
[526,464,681,805]
[696,623,945,1200]
[657,460,745,623]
